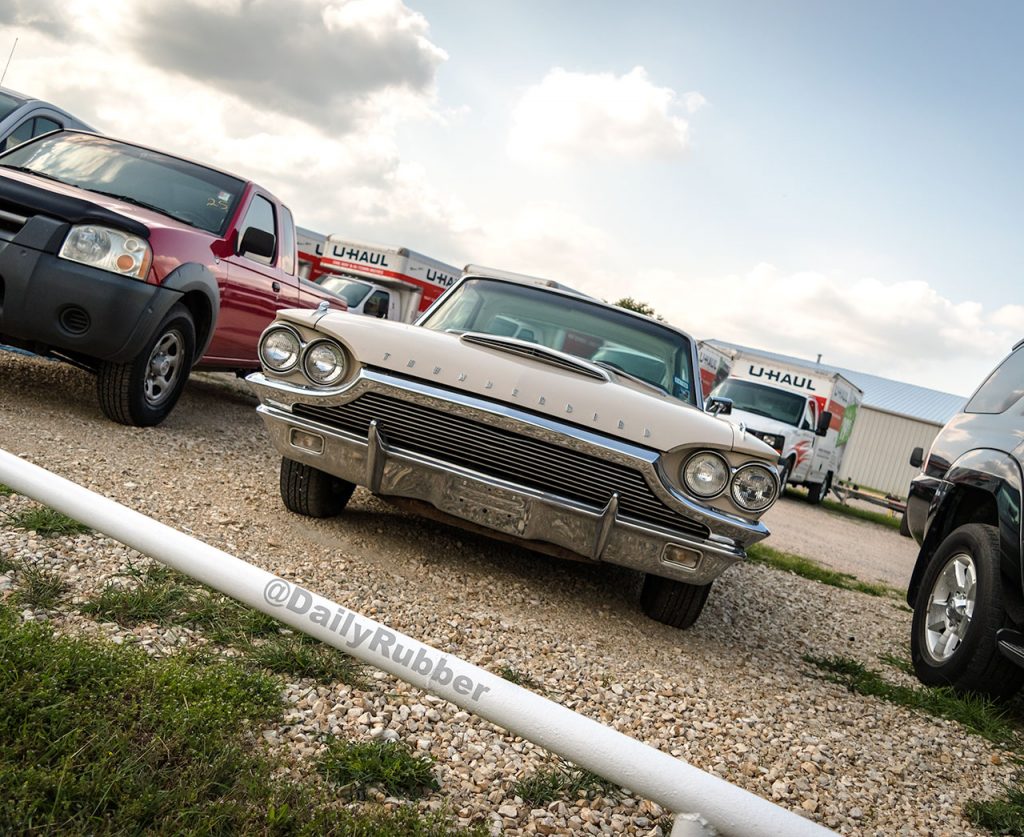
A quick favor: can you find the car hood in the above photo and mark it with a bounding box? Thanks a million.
[718,408,798,438]
[284,309,775,459]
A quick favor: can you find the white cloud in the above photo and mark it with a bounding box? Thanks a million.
[508,66,703,164]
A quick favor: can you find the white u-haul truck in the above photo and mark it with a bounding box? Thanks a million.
[296,230,459,323]
[703,346,863,503]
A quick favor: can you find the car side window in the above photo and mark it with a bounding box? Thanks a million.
[965,346,1024,414]
[32,117,60,138]
[239,195,276,265]
[1,119,35,152]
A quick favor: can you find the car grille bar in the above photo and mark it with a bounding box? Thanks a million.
[292,392,711,540]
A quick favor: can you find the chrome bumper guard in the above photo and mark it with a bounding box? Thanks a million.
[249,371,767,586]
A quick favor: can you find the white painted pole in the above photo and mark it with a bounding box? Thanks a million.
[0,449,835,837]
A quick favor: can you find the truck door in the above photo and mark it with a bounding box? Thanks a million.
[363,289,390,319]
[208,193,299,362]
[790,398,819,481]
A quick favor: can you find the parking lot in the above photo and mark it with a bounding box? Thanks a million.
[0,349,1013,835]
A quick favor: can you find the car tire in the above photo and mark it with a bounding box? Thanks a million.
[910,523,1024,699]
[806,473,831,505]
[280,457,355,518]
[640,574,712,630]
[97,303,195,427]
[778,458,793,493]
[899,512,912,538]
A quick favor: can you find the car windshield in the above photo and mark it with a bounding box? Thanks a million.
[711,379,806,426]
[0,92,24,121]
[420,277,697,404]
[0,132,245,235]
[317,276,373,307]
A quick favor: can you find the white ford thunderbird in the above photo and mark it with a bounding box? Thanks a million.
[247,268,781,629]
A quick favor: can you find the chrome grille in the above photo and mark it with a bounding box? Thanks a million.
[292,392,710,539]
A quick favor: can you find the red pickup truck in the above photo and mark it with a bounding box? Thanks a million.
[0,131,344,426]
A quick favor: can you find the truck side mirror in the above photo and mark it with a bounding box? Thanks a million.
[705,395,733,416]
[238,227,276,259]
[815,410,832,436]
[909,446,924,468]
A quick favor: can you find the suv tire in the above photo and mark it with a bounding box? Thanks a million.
[280,457,355,518]
[98,303,195,427]
[910,523,1024,699]
[640,574,711,629]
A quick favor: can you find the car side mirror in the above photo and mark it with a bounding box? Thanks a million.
[815,410,832,436]
[705,395,733,416]
[238,227,276,259]
[909,446,924,468]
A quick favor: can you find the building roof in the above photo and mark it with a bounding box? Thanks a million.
[705,339,967,425]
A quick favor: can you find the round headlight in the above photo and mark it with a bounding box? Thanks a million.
[260,327,300,372]
[730,463,779,512]
[64,226,111,261]
[682,451,730,498]
[303,340,346,385]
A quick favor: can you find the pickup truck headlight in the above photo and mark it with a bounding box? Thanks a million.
[682,451,730,498]
[730,463,779,511]
[302,340,346,385]
[59,224,152,280]
[259,326,301,372]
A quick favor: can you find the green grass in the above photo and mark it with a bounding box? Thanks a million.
[0,602,484,835]
[498,665,544,692]
[0,552,16,574]
[4,506,91,537]
[966,778,1024,835]
[748,543,894,597]
[12,565,68,609]
[803,654,1018,746]
[318,740,439,800]
[84,563,364,685]
[0,483,13,496]
[513,758,618,805]
[822,499,902,530]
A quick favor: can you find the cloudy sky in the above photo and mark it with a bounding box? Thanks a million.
[2,0,1020,395]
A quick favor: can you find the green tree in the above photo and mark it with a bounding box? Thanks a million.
[613,297,664,321]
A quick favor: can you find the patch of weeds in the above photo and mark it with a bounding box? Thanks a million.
[966,773,1024,835]
[513,758,618,805]
[244,633,365,686]
[498,665,544,692]
[318,739,439,800]
[13,565,68,609]
[0,602,481,835]
[803,654,1018,746]
[4,505,91,537]
[0,552,17,574]
[892,603,913,613]
[748,544,894,597]
[0,483,12,496]
[822,498,902,530]
[878,652,914,676]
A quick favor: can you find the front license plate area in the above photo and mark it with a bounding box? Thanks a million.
[442,477,529,535]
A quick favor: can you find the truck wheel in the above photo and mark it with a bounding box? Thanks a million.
[97,303,195,427]
[640,574,712,629]
[806,473,831,505]
[910,523,1024,699]
[280,457,355,518]
[778,458,794,492]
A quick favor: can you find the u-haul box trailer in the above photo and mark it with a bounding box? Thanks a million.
[297,233,459,323]
[701,344,863,503]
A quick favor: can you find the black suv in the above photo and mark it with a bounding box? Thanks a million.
[905,339,1024,698]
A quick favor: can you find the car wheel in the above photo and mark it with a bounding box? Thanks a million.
[806,473,831,505]
[899,513,912,538]
[640,574,712,629]
[97,303,195,427]
[280,457,355,518]
[910,523,1024,699]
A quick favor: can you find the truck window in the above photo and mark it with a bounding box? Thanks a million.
[711,379,806,426]
[364,289,389,318]
[278,205,296,275]
[965,346,1024,414]
[239,195,277,265]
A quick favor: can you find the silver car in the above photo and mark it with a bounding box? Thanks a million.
[0,87,94,152]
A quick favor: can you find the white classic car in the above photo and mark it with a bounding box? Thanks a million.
[247,268,781,629]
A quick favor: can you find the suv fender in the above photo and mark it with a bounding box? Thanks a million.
[907,448,1023,607]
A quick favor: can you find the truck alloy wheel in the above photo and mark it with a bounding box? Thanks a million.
[910,523,1024,699]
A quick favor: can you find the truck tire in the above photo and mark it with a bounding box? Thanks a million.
[280,457,355,518]
[910,523,1024,699]
[640,574,712,629]
[97,303,195,427]
[806,473,831,505]
[778,458,794,492]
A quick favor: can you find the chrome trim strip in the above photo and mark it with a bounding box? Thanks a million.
[460,332,611,381]
[593,492,619,560]
[367,419,387,493]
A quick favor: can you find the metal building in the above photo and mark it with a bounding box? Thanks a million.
[705,341,966,498]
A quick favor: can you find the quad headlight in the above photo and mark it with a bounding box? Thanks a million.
[682,451,730,498]
[730,463,779,511]
[59,224,152,279]
[259,326,301,372]
[303,340,346,385]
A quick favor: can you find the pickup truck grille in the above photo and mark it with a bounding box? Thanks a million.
[292,392,711,540]
[0,205,28,242]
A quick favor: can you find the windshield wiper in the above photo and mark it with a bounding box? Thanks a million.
[593,361,669,395]
[0,165,68,185]
[87,190,202,228]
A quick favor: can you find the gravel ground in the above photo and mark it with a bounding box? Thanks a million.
[0,351,1014,836]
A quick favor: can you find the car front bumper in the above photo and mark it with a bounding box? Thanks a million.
[248,369,771,586]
